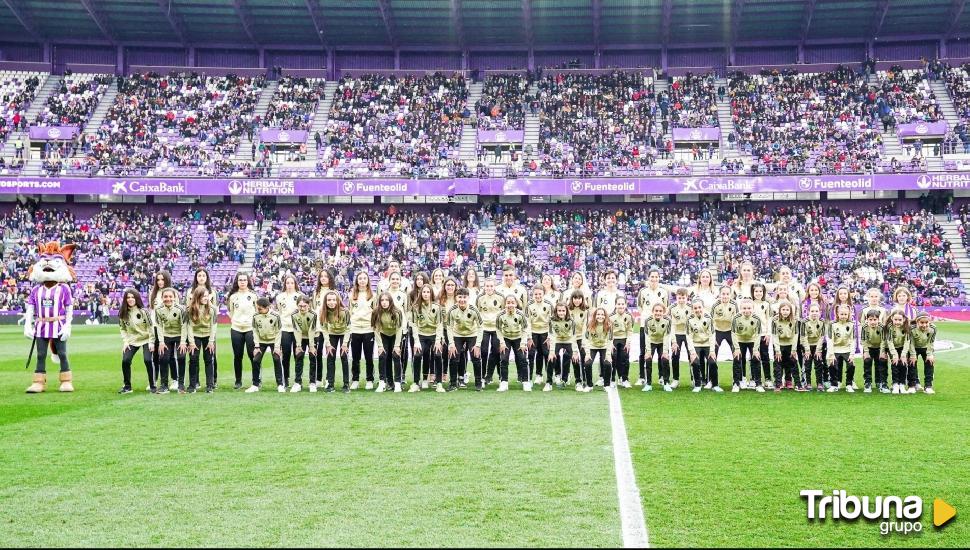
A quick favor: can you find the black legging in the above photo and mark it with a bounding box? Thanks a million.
[714,330,737,382]
[188,336,215,389]
[254,343,283,387]
[280,331,297,385]
[736,341,761,386]
[803,344,825,387]
[311,334,325,385]
[913,347,933,388]
[378,333,402,384]
[758,337,772,384]
[121,343,153,389]
[612,339,630,383]
[642,341,667,385]
[414,334,439,384]
[830,352,852,387]
[293,337,311,385]
[863,346,887,388]
[586,348,611,387]
[691,346,717,388]
[230,329,255,385]
[671,334,687,384]
[481,330,500,382]
[159,336,184,387]
[530,333,549,380]
[326,334,349,388]
[499,337,527,383]
[350,332,376,382]
[450,336,482,386]
[773,345,796,389]
[551,343,574,383]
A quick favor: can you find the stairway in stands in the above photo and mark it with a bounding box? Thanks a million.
[458,80,484,164]
[231,79,278,166]
[715,77,741,164]
[305,79,340,168]
[243,221,259,270]
[936,214,970,293]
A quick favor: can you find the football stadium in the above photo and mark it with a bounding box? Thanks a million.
[0,0,967,547]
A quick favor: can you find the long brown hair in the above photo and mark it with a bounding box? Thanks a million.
[119,288,144,321]
[371,291,401,328]
[149,270,172,306]
[318,290,345,325]
[189,287,212,324]
[350,271,373,302]
[314,268,337,298]
[409,271,430,305]
[587,307,610,333]
[438,277,459,307]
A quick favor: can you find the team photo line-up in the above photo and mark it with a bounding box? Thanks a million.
[30,258,940,397]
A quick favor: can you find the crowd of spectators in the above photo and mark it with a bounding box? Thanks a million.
[0,72,41,145]
[251,205,481,293]
[71,72,265,177]
[716,203,961,306]
[317,73,468,178]
[727,66,884,175]
[0,203,247,312]
[874,66,942,125]
[667,73,719,128]
[262,77,325,131]
[476,74,530,130]
[533,71,674,176]
[34,74,113,127]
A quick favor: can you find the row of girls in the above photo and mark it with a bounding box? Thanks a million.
[115,261,938,395]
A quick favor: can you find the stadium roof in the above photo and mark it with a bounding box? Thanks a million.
[1,0,969,50]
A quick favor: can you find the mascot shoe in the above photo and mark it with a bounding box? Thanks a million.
[59,371,74,392]
[26,373,47,393]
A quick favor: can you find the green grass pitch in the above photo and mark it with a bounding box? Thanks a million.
[0,324,966,547]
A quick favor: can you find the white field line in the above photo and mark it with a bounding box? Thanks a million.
[606,387,649,548]
[935,339,970,354]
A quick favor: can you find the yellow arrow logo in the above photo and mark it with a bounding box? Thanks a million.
[934,499,956,528]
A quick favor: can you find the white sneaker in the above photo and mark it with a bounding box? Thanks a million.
[704,382,712,390]
[408,383,420,393]
[245,385,260,393]
[523,382,533,392]
[498,381,509,392]
[827,385,838,393]
[350,381,359,390]
[671,380,680,389]
[692,386,702,393]
[642,384,653,392]
[906,386,917,394]
[712,386,724,393]
[846,385,855,393]
[290,383,301,393]
[755,386,765,393]
[851,382,859,390]
[169,380,179,391]
[595,377,604,387]
[891,384,901,394]
[863,386,872,394]
[393,382,402,393]
[621,380,632,389]
[915,383,923,392]
[575,382,583,392]
[309,383,317,393]
[924,387,935,395]
[435,383,446,393]
[663,384,672,392]
[463,372,470,384]
[375,381,386,393]
[277,385,285,393]
[553,375,562,385]
[741,377,748,389]
[731,384,740,393]
[365,381,374,390]
[534,375,544,385]
[420,381,429,389]
[543,383,553,392]
[635,378,644,386]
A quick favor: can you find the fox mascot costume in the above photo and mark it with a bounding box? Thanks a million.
[24,242,77,393]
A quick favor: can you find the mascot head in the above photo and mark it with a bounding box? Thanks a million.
[27,242,77,285]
